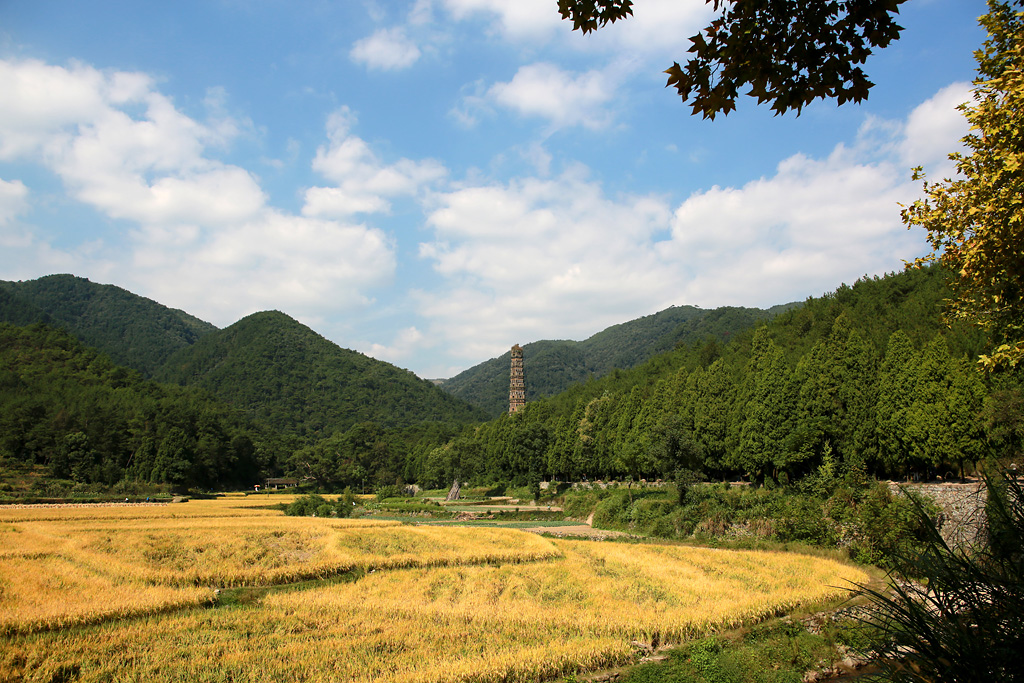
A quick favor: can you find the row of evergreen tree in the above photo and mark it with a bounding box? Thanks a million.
[404,267,1021,490]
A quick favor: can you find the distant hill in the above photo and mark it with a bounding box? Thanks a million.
[154,310,486,438]
[441,303,796,416]
[0,274,217,376]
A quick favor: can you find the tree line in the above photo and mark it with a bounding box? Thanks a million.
[404,266,1021,491]
[0,323,267,491]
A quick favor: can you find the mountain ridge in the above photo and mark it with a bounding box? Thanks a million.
[0,274,217,377]
[0,272,801,430]
[154,310,487,437]
[440,302,800,416]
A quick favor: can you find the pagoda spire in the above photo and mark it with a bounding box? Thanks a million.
[509,344,525,413]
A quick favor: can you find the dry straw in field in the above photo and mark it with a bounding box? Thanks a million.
[0,502,562,634]
[0,511,869,683]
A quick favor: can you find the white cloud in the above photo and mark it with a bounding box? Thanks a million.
[439,1,711,134]
[0,178,28,225]
[0,58,397,328]
[0,59,114,159]
[0,178,36,265]
[449,80,490,127]
[486,63,618,130]
[417,84,970,366]
[659,150,917,306]
[441,0,565,41]
[72,163,266,226]
[303,107,447,218]
[418,168,674,359]
[855,82,972,181]
[900,81,972,172]
[521,142,552,176]
[350,27,422,70]
[304,186,391,217]
[129,211,395,325]
[365,326,426,364]
[0,51,977,377]
[0,59,267,229]
[440,0,711,61]
[409,0,434,25]
[202,85,255,144]
[580,0,715,57]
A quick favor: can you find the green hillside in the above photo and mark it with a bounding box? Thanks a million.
[6,265,1016,499]
[0,322,262,491]
[441,304,793,416]
[154,310,486,438]
[0,274,217,376]
[406,265,1018,489]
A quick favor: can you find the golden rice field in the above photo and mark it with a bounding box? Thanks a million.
[0,497,869,683]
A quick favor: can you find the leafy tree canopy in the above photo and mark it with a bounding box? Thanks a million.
[0,322,264,490]
[557,0,906,118]
[903,0,1024,373]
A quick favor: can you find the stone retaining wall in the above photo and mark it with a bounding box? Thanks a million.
[888,481,988,549]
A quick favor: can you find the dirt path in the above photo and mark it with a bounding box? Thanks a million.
[520,523,633,539]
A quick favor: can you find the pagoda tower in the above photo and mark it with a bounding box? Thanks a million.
[509,344,525,413]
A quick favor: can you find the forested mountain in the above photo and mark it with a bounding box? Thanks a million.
[0,323,263,489]
[0,275,217,376]
[407,266,1023,489]
[441,303,795,416]
[6,266,1019,496]
[154,311,486,438]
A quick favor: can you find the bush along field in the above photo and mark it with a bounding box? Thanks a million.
[559,472,936,572]
[280,467,938,574]
[621,615,877,683]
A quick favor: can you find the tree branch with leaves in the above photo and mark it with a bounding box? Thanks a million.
[557,0,906,118]
[903,0,1024,373]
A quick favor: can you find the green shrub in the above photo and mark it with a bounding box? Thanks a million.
[772,496,835,546]
[694,512,732,537]
[375,484,402,502]
[483,482,507,496]
[335,499,353,518]
[830,619,877,654]
[375,501,452,516]
[284,494,329,516]
[592,491,633,529]
[844,483,933,570]
[561,488,611,519]
[340,487,357,511]
[673,468,706,505]
[632,498,675,533]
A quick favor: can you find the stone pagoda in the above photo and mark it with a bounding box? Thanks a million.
[509,344,526,413]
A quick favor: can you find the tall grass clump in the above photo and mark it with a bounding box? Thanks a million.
[855,473,1024,682]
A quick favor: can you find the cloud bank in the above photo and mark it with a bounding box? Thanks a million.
[0,59,396,326]
[0,52,971,376]
[414,84,972,367]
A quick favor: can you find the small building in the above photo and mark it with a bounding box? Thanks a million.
[265,477,299,490]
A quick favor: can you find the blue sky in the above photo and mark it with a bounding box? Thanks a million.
[0,0,990,378]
